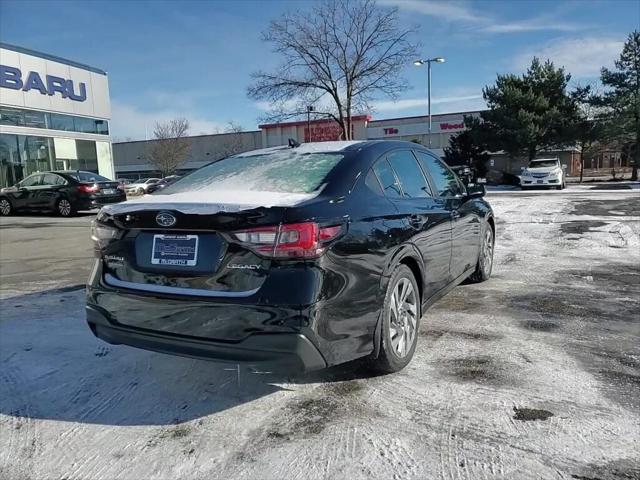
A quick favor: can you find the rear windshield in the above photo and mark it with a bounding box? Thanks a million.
[67,172,112,182]
[529,160,559,168]
[161,150,344,195]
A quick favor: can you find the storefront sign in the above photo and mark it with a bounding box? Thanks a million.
[304,123,354,142]
[0,65,87,102]
[439,122,464,130]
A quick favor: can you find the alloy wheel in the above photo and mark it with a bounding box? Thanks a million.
[58,199,72,216]
[388,277,418,358]
[482,227,494,273]
[0,199,11,215]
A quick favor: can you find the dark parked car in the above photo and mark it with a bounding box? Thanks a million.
[86,141,494,373]
[146,175,181,194]
[0,171,126,217]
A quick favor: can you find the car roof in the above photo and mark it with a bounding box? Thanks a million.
[232,140,433,158]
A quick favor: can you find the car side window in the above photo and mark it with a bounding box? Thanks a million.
[372,159,402,198]
[41,174,66,186]
[19,175,42,187]
[415,151,461,198]
[387,150,432,198]
[364,169,383,195]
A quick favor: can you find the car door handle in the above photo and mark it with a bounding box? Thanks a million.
[409,214,427,228]
[451,210,461,220]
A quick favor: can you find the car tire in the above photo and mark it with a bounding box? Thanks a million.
[137,187,145,195]
[55,197,76,217]
[468,222,494,283]
[0,197,12,216]
[370,264,421,374]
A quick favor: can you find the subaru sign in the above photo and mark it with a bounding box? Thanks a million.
[0,65,87,102]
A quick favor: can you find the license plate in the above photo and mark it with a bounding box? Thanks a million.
[537,180,544,184]
[102,188,116,195]
[151,234,198,266]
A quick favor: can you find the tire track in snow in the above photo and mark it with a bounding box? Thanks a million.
[0,367,38,479]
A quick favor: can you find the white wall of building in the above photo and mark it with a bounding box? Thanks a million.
[0,46,110,119]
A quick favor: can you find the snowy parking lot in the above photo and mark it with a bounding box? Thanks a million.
[1,186,639,480]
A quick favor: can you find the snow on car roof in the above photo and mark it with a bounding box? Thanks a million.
[232,141,363,157]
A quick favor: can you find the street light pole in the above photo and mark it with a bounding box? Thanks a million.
[414,57,446,149]
[306,105,314,142]
[428,60,432,148]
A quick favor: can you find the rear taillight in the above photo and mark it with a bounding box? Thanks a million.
[77,184,99,193]
[90,220,120,249]
[231,222,342,259]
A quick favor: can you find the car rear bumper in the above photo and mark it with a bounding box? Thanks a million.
[78,194,126,209]
[86,304,326,371]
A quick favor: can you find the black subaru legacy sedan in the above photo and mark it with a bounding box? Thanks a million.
[0,170,125,217]
[86,141,494,373]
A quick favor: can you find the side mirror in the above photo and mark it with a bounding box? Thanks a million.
[466,183,485,198]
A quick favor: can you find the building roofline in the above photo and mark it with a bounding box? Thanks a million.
[368,110,486,125]
[0,42,107,75]
[112,129,262,145]
[259,114,371,129]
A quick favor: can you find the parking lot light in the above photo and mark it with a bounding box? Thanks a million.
[414,57,447,148]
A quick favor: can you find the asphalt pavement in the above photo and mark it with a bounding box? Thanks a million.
[0,186,638,480]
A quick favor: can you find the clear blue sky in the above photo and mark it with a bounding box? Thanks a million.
[0,0,636,140]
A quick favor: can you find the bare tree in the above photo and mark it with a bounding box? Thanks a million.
[248,0,417,140]
[145,118,191,176]
[215,121,247,159]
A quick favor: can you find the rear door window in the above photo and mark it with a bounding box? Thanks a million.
[387,150,432,198]
[364,170,383,195]
[415,151,462,198]
[372,159,402,198]
[41,174,66,186]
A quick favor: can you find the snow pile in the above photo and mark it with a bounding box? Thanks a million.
[103,190,318,215]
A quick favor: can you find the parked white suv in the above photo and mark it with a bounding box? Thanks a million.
[125,178,161,195]
[520,158,565,190]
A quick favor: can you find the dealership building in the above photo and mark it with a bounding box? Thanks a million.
[0,43,113,188]
[112,109,591,179]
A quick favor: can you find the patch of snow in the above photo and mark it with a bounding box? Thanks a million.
[233,141,362,157]
[103,190,319,215]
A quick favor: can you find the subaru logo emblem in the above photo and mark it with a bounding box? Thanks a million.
[156,211,176,227]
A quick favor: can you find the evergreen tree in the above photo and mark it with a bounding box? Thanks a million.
[443,117,491,177]
[599,31,640,180]
[478,58,579,162]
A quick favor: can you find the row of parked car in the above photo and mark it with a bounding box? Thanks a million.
[120,175,181,195]
[0,171,180,217]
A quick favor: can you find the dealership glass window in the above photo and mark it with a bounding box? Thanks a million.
[95,120,109,135]
[0,107,25,126]
[23,110,47,129]
[0,134,55,188]
[73,140,99,172]
[49,113,76,132]
[0,107,109,135]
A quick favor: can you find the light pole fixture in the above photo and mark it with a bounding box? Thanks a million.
[414,57,446,148]
[306,105,314,142]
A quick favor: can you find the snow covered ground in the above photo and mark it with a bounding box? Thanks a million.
[0,190,639,480]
